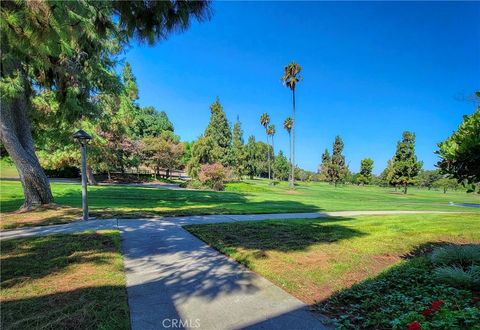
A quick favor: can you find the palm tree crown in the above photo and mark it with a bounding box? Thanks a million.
[260,113,270,128]
[283,117,293,133]
[267,124,276,137]
[280,62,302,90]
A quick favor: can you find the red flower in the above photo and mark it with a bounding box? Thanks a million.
[422,309,434,317]
[471,297,480,305]
[431,300,444,311]
[408,321,422,330]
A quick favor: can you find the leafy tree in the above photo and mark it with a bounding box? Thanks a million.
[132,107,174,138]
[392,131,422,194]
[232,117,247,179]
[417,170,442,190]
[436,105,480,186]
[318,148,331,182]
[433,177,459,194]
[260,113,271,179]
[380,158,396,187]
[142,136,184,179]
[329,136,348,186]
[0,0,211,209]
[281,61,302,188]
[273,151,289,181]
[204,98,232,165]
[283,117,293,185]
[358,158,374,185]
[187,136,218,178]
[180,141,193,168]
[244,135,271,179]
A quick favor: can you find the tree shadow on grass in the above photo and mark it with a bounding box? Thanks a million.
[0,232,119,287]
[185,217,365,254]
[1,231,130,330]
[1,286,130,330]
[2,184,326,229]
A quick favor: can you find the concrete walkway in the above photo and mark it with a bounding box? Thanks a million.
[0,210,460,330]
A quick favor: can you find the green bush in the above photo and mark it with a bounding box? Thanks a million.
[186,180,204,190]
[434,265,480,289]
[430,244,480,267]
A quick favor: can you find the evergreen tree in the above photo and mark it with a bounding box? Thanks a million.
[436,104,480,186]
[204,98,232,165]
[329,136,347,186]
[380,158,396,187]
[318,148,331,182]
[245,136,258,179]
[122,62,139,101]
[273,151,290,181]
[358,158,374,185]
[392,131,422,194]
[232,117,246,178]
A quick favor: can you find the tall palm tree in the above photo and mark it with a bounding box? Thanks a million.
[260,113,271,179]
[281,62,302,188]
[267,124,276,179]
[283,117,293,186]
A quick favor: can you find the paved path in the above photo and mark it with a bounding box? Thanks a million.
[0,210,461,330]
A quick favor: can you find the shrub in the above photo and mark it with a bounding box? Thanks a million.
[186,179,204,190]
[198,163,226,191]
[434,265,480,289]
[430,244,480,267]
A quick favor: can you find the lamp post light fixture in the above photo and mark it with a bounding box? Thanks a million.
[73,129,92,221]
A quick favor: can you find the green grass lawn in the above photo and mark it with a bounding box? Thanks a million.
[0,158,19,178]
[185,213,480,305]
[1,179,478,229]
[0,230,130,330]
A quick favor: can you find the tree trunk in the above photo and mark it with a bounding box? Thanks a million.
[166,168,170,179]
[86,165,97,185]
[290,89,296,188]
[271,136,275,180]
[107,169,111,181]
[266,133,270,180]
[403,183,408,194]
[288,132,292,186]
[0,79,54,209]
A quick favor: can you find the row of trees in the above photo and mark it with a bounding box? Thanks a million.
[186,99,277,181]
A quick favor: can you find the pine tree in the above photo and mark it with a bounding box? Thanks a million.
[232,117,246,178]
[392,131,422,194]
[204,98,232,165]
[318,149,331,182]
[358,158,374,185]
[273,151,290,181]
[122,62,139,101]
[380,158,396,187]
[329,136,347,186]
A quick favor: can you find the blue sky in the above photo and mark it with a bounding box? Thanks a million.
[124,1,479,174]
